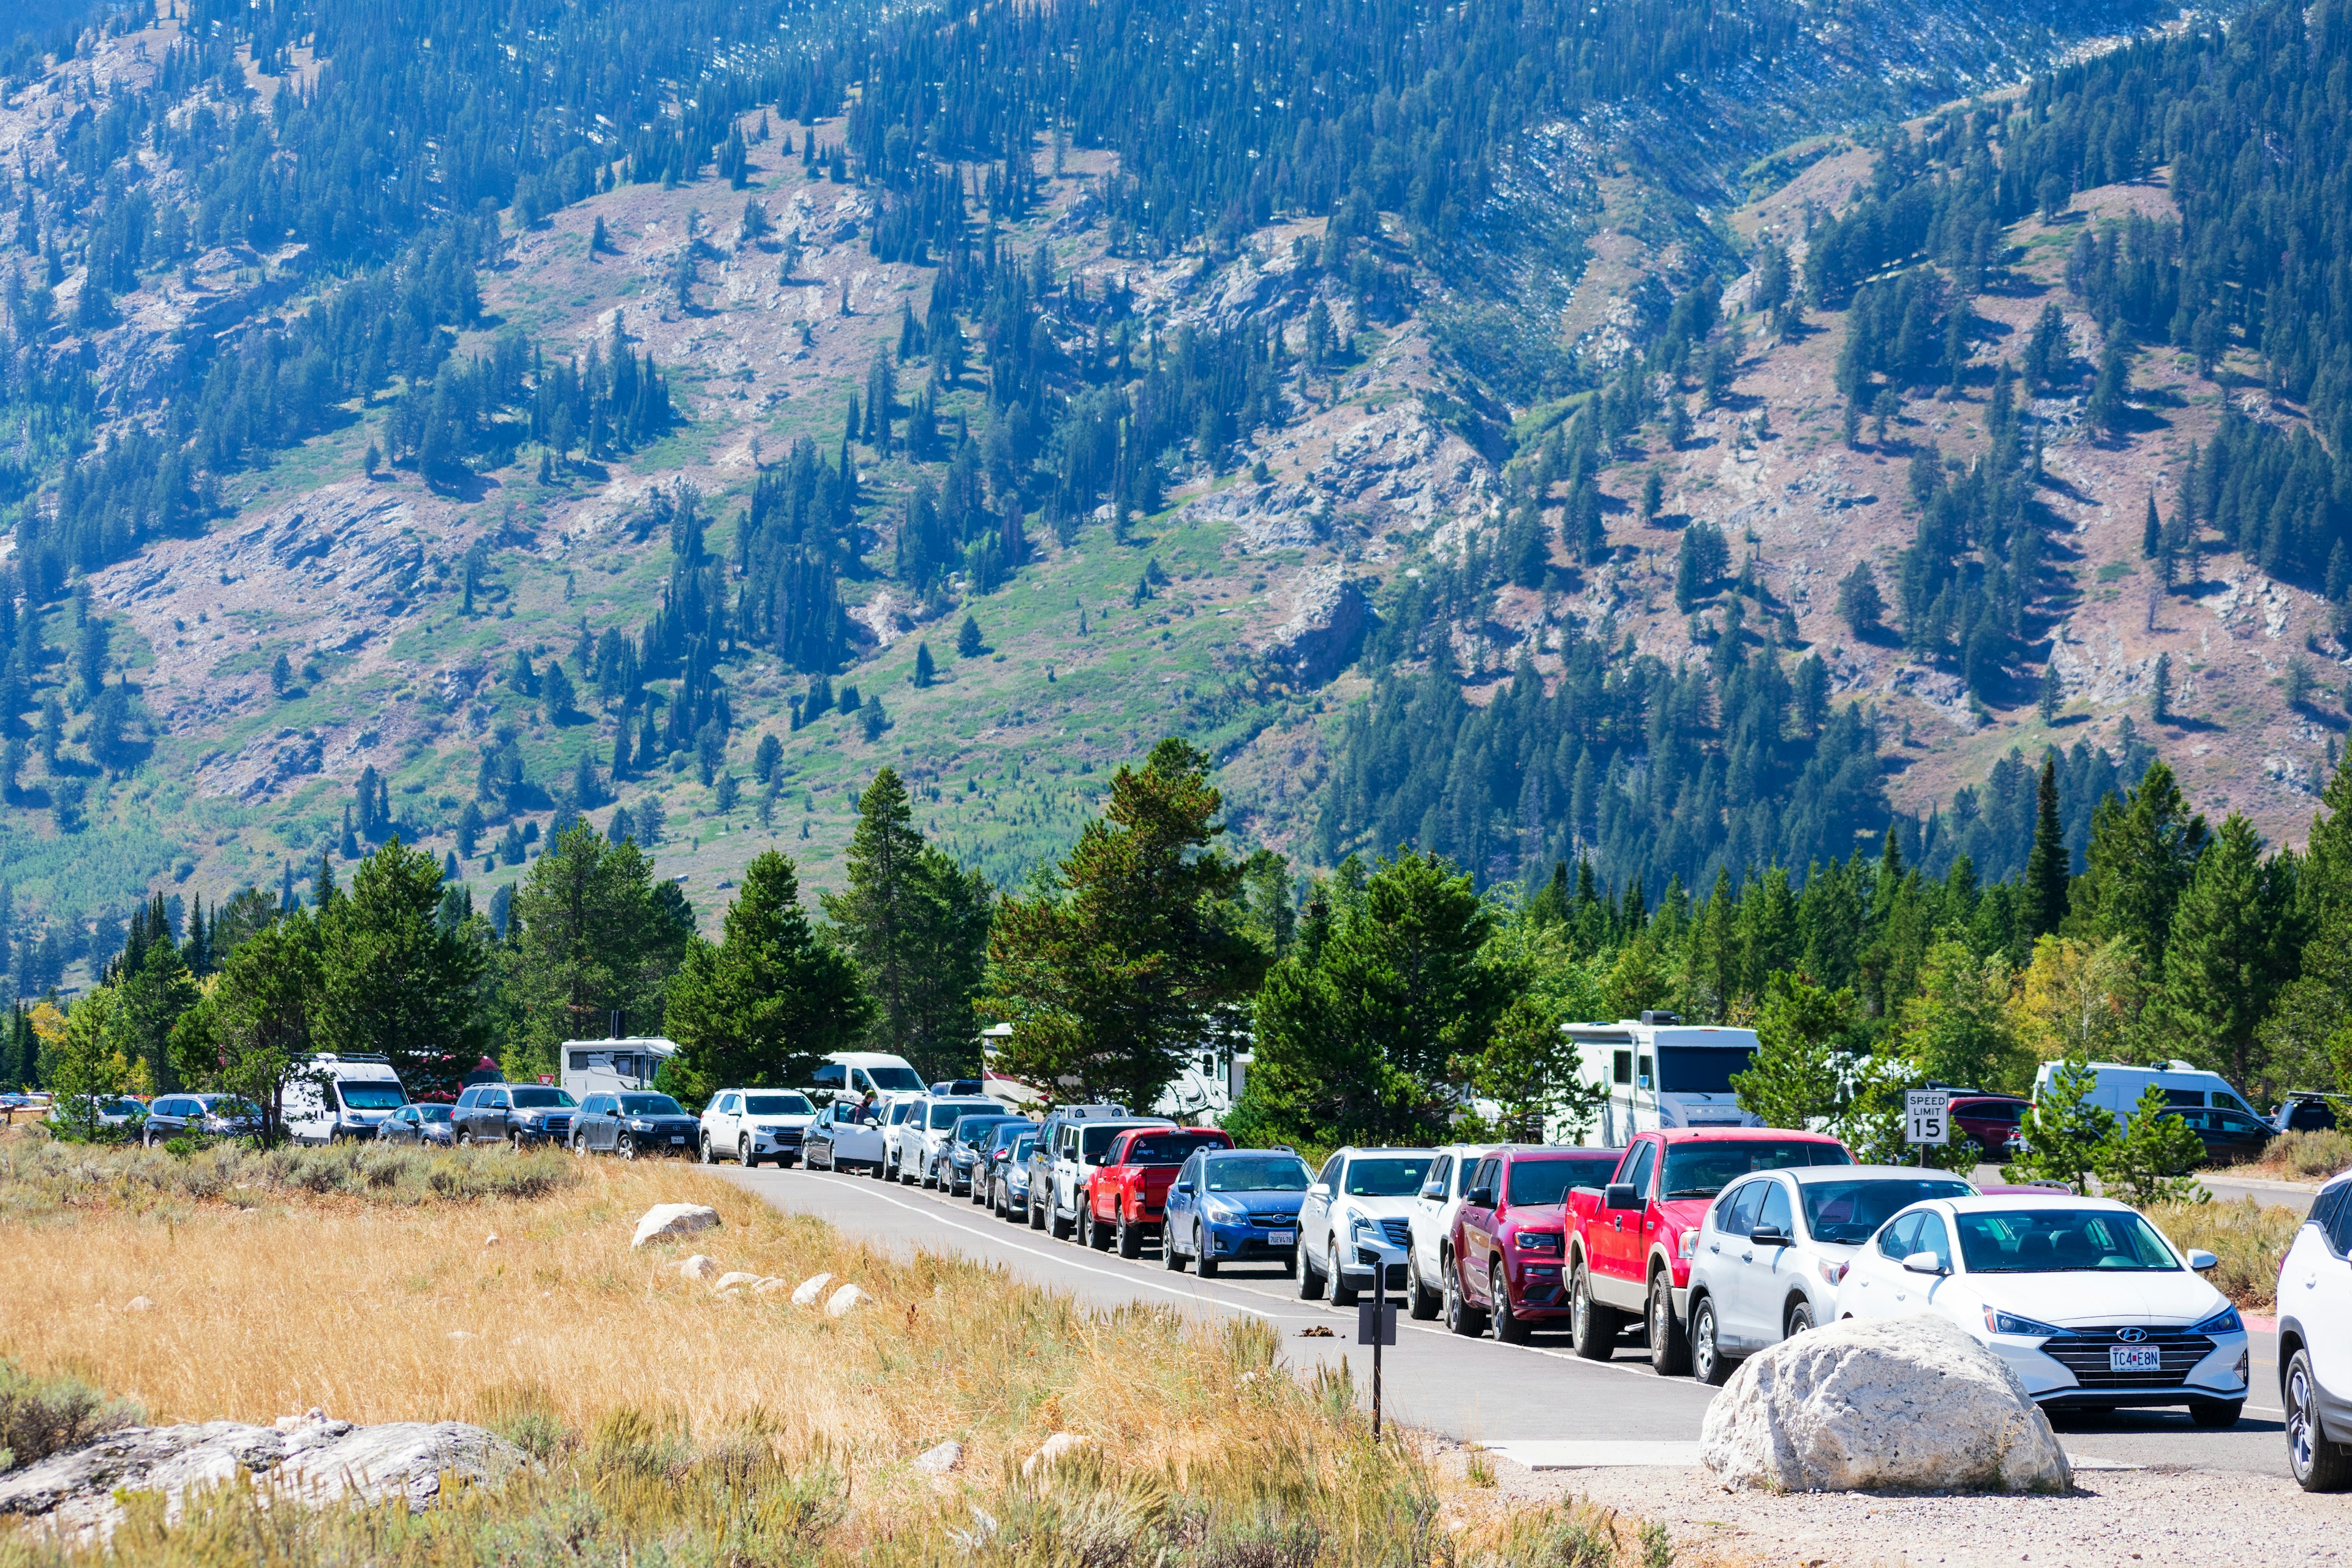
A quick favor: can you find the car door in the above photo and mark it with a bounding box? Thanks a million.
[1594,1140,1656,1295]
[1168,1153,1202,1253]
[1740,1178,1802,1345]
[1844,1213,1920,1319]
[1301,1153,1343,1270]
[1457,1157,1502,1298]
[1705,1178,1768,1345]
[1415,1156,1453,1281]
[1885,1210,1954,1311]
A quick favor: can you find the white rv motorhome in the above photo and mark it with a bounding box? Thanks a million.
[560,1037,679,1099]
[1562,1014,1764,1147]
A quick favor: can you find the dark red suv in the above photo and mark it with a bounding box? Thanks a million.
[1950,1095,2030,1158]
[1449,1147,1624,1343]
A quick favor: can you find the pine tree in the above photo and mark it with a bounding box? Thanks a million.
[2096,1084,2209,1207]
[2151,651,2172,723]
[2003,1055,2115,1189]
[668,850,867,1095]
[957,615,984,658]
[913,641,936,688]
[2141,494,2160,559]
[1731,972,1856,1131]
[2024,754,2070,937]
[2150,813,2296,1090]
[1837,560,1883,636]
[2037,662,2062,725]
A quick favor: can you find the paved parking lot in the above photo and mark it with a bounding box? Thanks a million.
[726,1163,2290,1476]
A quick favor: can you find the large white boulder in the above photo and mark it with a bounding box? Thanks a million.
[824,1283,869,1318]
[1700,1315,2071,1494]
[789,1273,835,1306]
[631,1204,720,1249]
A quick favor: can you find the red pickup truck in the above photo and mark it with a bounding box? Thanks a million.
[1565,1128,1852,1371]
[1087,1126,1234,1256]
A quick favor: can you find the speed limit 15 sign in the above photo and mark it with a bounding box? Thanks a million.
[1905,1089,1951,1146]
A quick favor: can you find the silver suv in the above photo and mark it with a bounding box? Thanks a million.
[892,1095,1003,1188]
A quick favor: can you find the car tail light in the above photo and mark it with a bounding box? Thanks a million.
[1819,1259,1846,1286]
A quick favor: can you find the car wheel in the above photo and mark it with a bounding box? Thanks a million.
[1444,1254,1487,1336]
[1090,1209,1115,1251]
[1648,1274,1690,1377]
[1050,1199,1074,1240]
[141,1129,157,1149]
[699,1134,715,1165]
[1031,1193,1050,1231]
[1490,1261,1531,1344]
[739,1139,755,1167]
[1408,1251,1441,1321]
[2190,1398,2244,1430]
[1568,1261,1621,1362]
[571,1131,586,1156]
[1785,1300,1815,1338]
[1297,1238,1325,1300]
[1165,1222,1187,1272]
[1196,1232,1219,1279]
[1117,1208,1144,1259]
[2289,1349,2352,1490]
[456,1130,472,1148]
[1329,1236,1360,1307]
[511,1130,526,1155]
[1691,1297,1731,1386]
[619,1136,638,1161]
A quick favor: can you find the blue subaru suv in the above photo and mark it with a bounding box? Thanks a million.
[1163,1147,1313,1277]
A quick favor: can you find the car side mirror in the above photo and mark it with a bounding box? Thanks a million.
[1466,1185,1496,1209]
[1418,1182,1444,1201]
[1173,1180,1191,1193]
[1605,1183,1642,1212]
[1309,1183,1330,1198]
[1902,1251,1948,1276]
[1749,1226,1793,1248]
[2186,1248,2218,1272]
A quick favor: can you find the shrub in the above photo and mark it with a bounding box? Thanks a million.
[0,1361,142,1471]
[2266,1128,2352,1179]
[2148,1196,2302,1313]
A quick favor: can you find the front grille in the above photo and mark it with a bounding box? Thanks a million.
[2040,1329,2216,1389]
[543,1115,572,1133]
[1378,1218,1412,1248]
[1248,1212,1294,1227]
[769,1128,804,1145]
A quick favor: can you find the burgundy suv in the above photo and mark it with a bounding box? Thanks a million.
[1449,1147,1624,1343]
[1950,1095,2030,1158]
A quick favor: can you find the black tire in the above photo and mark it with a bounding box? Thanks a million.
[1117,1209,1144,1259]
[456,1130,472,1148]
[1165,1223,1188,1271]
[1648,1274,1691,1377]
[1491,1261,1531,1344]
[739,1139,755,1168]
[1785,1299,1815,1338]
[1089,1209,1114,1251]
[1408,1252,1441,1321]
[619,1136,638,1161]
[1330,1237,1360,1307]
[571,1131,586,1156]
[1444,1254,1488,1336]
[1031,1191,1050,1231]
[2289,1349,2352,1490]
[1051,1199,1074,1240]
[699,1134,715,1165]
[1297,1239,1325,1300]
[2190,1399,2244,1430]
[1568,1261,1622,1362]
[1197,1246,1219,1279]
[1691,1297,1731,1386]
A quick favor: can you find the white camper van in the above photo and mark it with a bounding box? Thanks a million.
[1562,1014,1763,1147]
[2030,1059,2264,1123]
[560,1037,679,1099]
[284,1054,409,1144]
[808,1050,925,1104]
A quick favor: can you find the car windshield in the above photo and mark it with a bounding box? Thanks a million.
[1204,1155,1312,1193]
[1655,1047,1753,1094]
[1507,1155,1622,1205]
[1124,1133,1226,1165]
[744,1094,813,1115]
[510,1088,576,1109]
[930,1102,990,1129]
[1801,1178,1975,1243]
[865,1066,925,1093]
[1082,1123,1160,1159]
[619,1094,683,1115]
[1954,1208,2181,1273]
[211,1098,260,1118]
[418,1105,453,1122]
[337,1083,407,1110]
[1660,1140,1849,1199]
[1346,1157,1434,1196]
[1960,1102,2026,1123]
[959,1118,1018,1145]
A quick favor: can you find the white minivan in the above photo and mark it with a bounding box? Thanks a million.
[284,1054,409,1144]
[810,1051,926,1105]
[2030,1059,2264,1123]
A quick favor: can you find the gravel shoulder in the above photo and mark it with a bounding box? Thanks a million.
[1475,1459,2352,1567]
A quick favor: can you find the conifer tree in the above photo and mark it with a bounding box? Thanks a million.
[2024,755,2070,937]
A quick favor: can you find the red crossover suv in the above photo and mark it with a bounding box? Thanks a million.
[1087,1126,1234,1256]
[1447,1148,1626,1341]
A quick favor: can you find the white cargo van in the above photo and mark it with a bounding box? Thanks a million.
[1562,1014,1763,1146]
[809,1051,925,1104]
[284,1054,409,1144]
[560,1037,678,1099]
[2030,1059,2264,1123]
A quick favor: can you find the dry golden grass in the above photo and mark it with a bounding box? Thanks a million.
[0,1144,1725,1568]
[2149,1196,2304,1314]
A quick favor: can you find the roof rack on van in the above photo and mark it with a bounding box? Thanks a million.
[307,1053,391,1064]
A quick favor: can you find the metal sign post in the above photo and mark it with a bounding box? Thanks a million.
[1906,1088,1951,1166]
[1353,1251,1400,1438]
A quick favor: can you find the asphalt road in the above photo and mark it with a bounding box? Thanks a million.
[724,1162,2290,1476]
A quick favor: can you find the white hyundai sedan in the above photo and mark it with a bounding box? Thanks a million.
[1835,1194,2250,1426]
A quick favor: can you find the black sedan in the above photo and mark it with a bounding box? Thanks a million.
[570,1091,698,1158]
[2178,1105,2274,1165]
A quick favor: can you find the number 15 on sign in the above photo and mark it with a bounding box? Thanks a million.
[1906,1089,1950,1147]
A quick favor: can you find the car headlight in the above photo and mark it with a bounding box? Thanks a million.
[628,1120,650,1130]
[1203,1196,1248,1223]
[1676,1229,1698,1259]
[1513,1229,1562,1255]
[2192,1304,2244,1336]
[1983,1307,2064,1337]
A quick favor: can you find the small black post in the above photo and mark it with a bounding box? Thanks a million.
[1372,1258,1385,1439]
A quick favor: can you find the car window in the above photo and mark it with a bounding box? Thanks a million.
[1716,1180,1763,1237]
[421,1105,451,1121]
[2325,1188,2352,1258]
[1755,1180,1795,1236]
[1619,1142,1657,1198]
[1953,1209,2180,1272]
[1800,1178,1974,1243]
[745,1094,813,1115]
[1317,1154,1344,1189]
[1345,1156,1433,1196]
[1426,1155,1451,1196]
[456,1088,478,1107]
[485,1089,509,1108]
[619,1094,684,1115]
[1507,1155,1620,1204]
[1878,1212,1921,1259]
[1912,1211,1954,1270]
[1471,1158,1500,1197]
[510,1088,575,1108]
[1660,1140,1849,1199]
[811,1064,845,1090]
[865,1066,924,1093]
[1123,1133,1226,1164]
[337,1082,407,1110]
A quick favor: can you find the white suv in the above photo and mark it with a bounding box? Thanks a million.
[893,1096,1003,1188]
[1297,1147,1437,1306]
[1041,1115,1171,1239]
[1406,1145,1507,1319]
[2281,1171,2352,1490]
[699,1088,818,1167]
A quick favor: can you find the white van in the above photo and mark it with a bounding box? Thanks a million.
[2030,1059,2264,1123]
[809,1051,925,1104]
[284,1054,409,1144]
[560,1037,679,1100]
[1562,1015,1763,1146]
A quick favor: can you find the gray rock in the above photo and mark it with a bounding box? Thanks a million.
[631,1202,721,1248]
[911,1439,963,1476]
[0,1419,526,1539]
[1700,1316,2071,1494]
